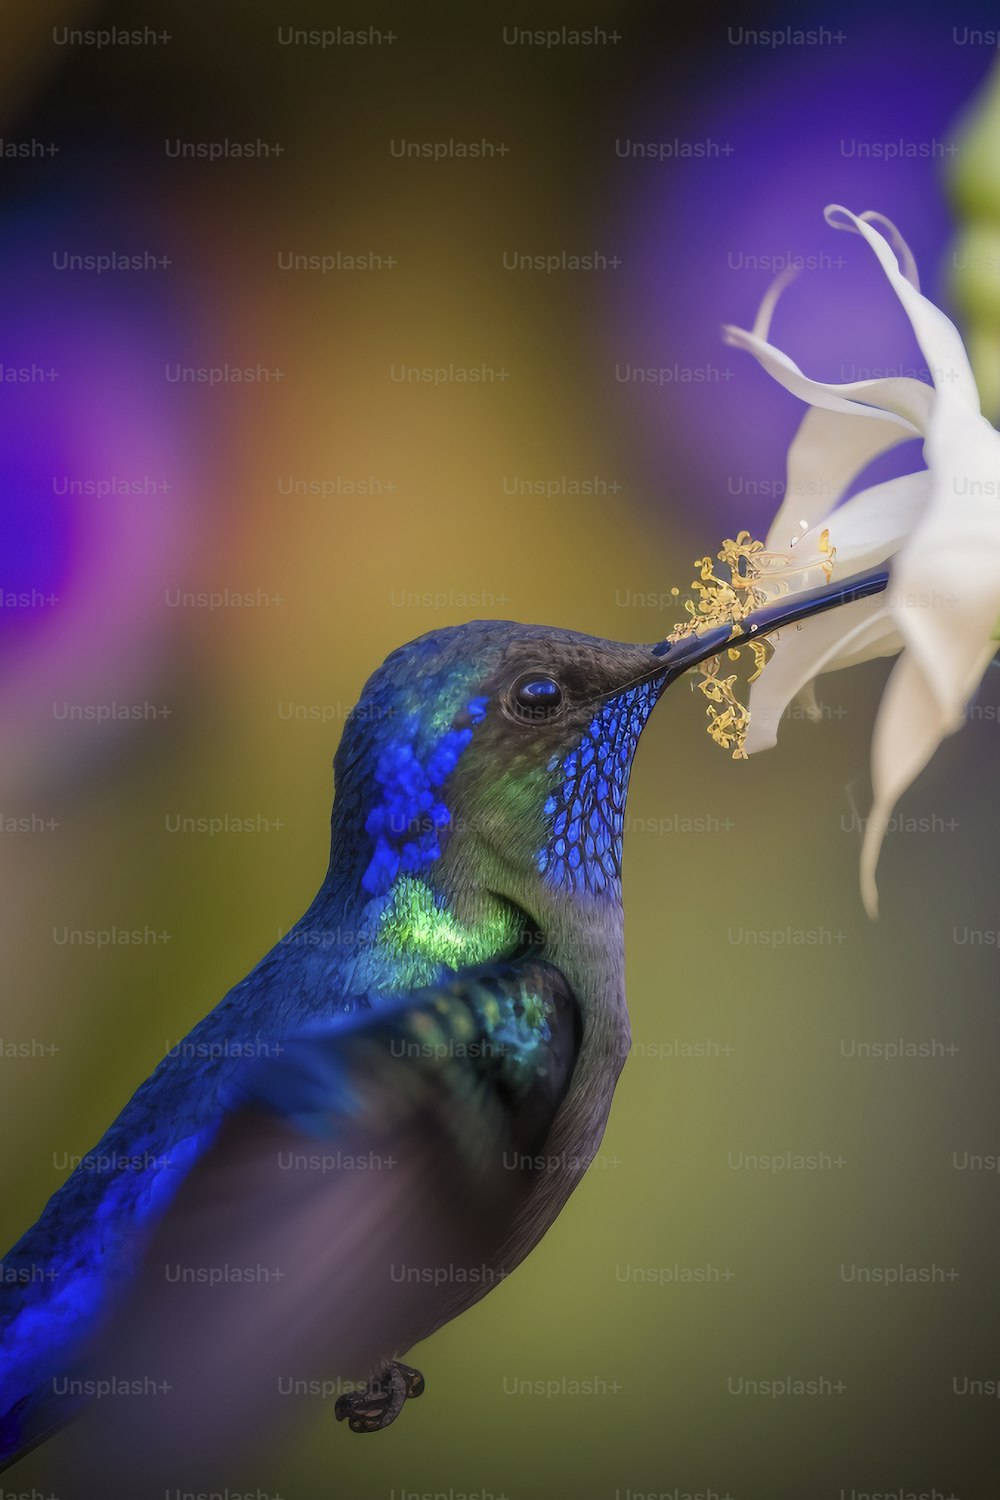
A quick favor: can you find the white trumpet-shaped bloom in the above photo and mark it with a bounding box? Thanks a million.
[723,206,1000,916]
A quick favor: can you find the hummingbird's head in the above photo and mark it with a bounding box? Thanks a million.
[325,571,888,963]
[332,620,671,926]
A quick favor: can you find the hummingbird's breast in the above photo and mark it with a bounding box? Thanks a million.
[423,900,632,1338]
[501,902,631,1256]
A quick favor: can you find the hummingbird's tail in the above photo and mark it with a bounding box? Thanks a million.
[0,1270,77,1471]
[0,1338,65,1471]
[0,1399,62,1474]
[0,1184,117,1470]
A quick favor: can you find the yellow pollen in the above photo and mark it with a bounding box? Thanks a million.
[666,528,835,759]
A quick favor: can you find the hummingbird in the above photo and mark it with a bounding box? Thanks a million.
[0,569,887,1491]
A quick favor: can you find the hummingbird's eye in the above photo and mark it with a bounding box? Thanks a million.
[508,673,564,722]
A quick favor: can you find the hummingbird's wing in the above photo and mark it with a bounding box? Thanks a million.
[59,956,580,1494]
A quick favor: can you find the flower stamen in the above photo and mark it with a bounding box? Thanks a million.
[667,528,836,758]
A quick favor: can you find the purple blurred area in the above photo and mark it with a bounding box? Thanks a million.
[0,191,197,786]
[609,12,994,540]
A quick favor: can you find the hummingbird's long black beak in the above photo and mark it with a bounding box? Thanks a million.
[647,567,890,686]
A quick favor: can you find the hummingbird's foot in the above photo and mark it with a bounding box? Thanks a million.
[335,1360,425,1433]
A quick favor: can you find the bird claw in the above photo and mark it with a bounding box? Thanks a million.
[335,1360,425,1433]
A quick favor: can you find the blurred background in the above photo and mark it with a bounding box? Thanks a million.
[3,1,1000,1495]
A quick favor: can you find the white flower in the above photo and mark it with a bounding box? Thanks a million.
[722,206,1000,916]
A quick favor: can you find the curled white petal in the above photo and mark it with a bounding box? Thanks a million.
[888,396,1000,720]
[753,471,930,605]
[768,406,920,551]
[722,321,931,431]
[745,597,895,754]
[752,264,800,340]
[824,205,979,410]
[860,639,995,917]
[811,469,931,574]
[795,679,823,722]
[819,619,905,678]
[857,211,920,291]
